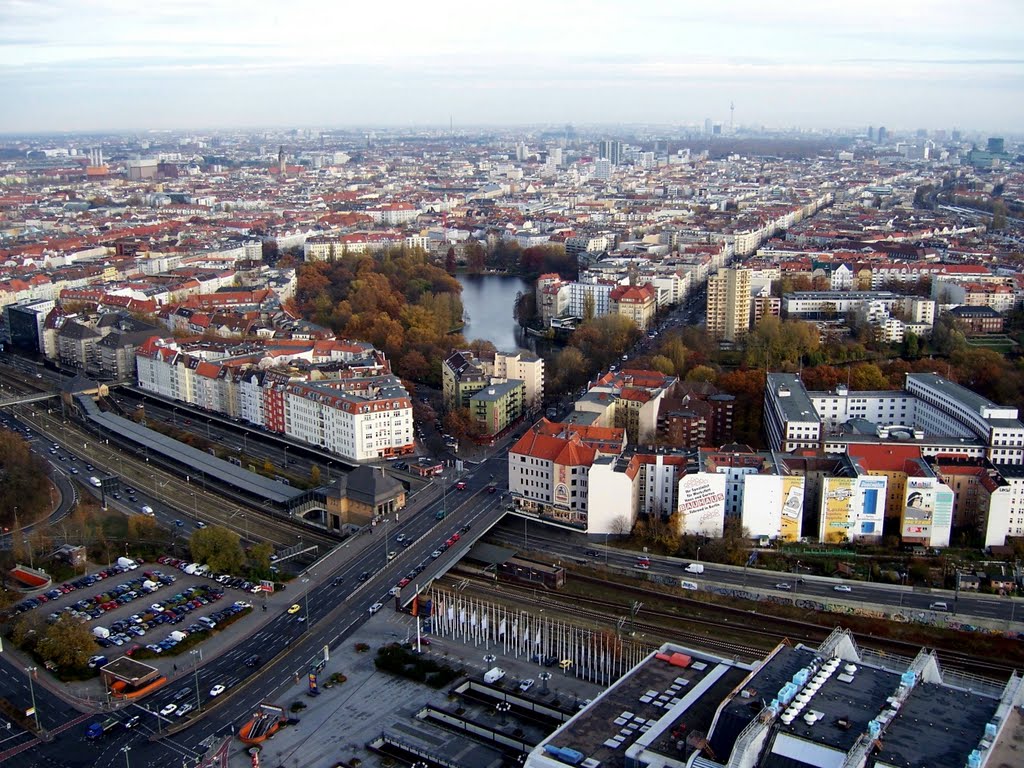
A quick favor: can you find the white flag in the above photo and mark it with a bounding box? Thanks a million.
[499,618,507,637]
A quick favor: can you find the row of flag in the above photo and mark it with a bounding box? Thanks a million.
[428,587,652,685]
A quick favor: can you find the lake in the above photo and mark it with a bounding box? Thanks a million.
[456,274,533,351]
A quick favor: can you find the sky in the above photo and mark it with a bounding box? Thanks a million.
[1,0,1022,134]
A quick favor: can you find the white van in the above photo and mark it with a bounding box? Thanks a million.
[140,505,154,517]
[929,601,949,611]
[89,476,102,488]
[684,563,704,574]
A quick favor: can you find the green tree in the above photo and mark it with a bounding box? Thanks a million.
[248,541,274,575]
[902,331,920,359]
[189,525,245,574]
[685,365,717,383]
[37,614,95,670]
[649,355,676,376]
[582,292,595,322]
[931,314,967,356]
[991,199,1008,231]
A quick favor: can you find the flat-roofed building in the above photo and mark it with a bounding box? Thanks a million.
[526,628,1022,768]
[706,268,751,341]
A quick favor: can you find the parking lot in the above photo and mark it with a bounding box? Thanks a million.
[7,556,265,678]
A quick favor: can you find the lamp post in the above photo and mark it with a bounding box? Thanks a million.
[191,648,202,710]
[696,545,702,563]
[25,666,40,732]
[121,746,131,768]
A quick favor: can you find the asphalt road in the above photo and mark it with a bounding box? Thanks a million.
[11,453,511,768]
[488,521,1024,624]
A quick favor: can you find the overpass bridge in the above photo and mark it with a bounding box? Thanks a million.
[0,391,60,408]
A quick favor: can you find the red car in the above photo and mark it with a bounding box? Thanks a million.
[398,578,411,588]
[455,481,467,491]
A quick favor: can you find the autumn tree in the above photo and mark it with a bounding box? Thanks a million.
[0,430,52,529]
[685,365,717,383]
[190,525,245,574]
[445,246,457,274]
[552,347,588,393]
[37,614,95,670]
[848,363,889,391]
[443,408,482,441]
[717,368,767,445]
[465,240,486,273]
[127,514,158,541]
[649,355,676,376]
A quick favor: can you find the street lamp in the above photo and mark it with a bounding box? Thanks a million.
[190,648,203,710]
[696,546,702,563]
[25,666,40,732]
[122,746,131,768]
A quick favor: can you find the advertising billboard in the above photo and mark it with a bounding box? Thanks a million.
[779,477,803,541]
[678,474,726,537]
[820,476,886,542]
[741,475,805,541]
[901,478,953,546]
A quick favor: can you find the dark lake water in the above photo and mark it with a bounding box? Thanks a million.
[456,274,533,351]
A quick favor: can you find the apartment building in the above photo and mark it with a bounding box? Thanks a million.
[469,380,525,438]
[706,268,751,341]
[491,350,545,411]
[508,420,626,530]
[609,283,657,331]
[135,337,413,462]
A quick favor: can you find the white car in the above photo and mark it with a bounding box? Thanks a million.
[368,602,383,615]
[431,550,443,559]
[775,583,793,591]
[388,586,401,597]
[833,584,852,593]
[159,703,177,717]
[209,684,226,697]
[396,534,407,543]
[519,678,535,692]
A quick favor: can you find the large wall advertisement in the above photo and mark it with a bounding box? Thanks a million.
[741,475,805,542]
[779,476,803,541]
[902,477,953,547]
[678,473,726,537]
[819,476,887,542]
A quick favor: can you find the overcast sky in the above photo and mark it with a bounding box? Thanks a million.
[1,0,1022,134]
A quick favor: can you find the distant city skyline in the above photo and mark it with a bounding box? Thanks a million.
[1,0,1022,134]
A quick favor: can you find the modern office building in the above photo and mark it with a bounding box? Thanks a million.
[764,373,1024,466]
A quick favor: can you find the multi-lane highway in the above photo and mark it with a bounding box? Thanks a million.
[9,454,509,768]
[488,520,1024,624]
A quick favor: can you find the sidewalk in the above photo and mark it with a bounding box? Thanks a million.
[226,606,603,768]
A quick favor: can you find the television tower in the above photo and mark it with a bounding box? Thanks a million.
[730,101,735,132]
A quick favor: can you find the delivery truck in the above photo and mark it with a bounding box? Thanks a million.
[684,563,704,574]
[484,667,506,684]
[86,718,120,740]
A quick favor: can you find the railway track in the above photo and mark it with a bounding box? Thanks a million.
[454,571,1017,682]
[0,368,337,551]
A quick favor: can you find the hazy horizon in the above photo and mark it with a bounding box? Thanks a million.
[2,0,1022,134]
